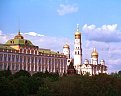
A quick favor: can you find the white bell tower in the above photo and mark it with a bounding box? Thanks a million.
[74,24,82,74]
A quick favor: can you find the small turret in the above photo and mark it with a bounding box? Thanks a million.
[100,59,105,65]
[84,59,89,64]
[91,48,98,65]
[63,44,70,59]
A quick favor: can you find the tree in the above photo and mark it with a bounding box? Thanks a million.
[0,77,16,96]
[14,70,31,78]
[32,72,46,78]
[37,84,53,96]
[28,76,44,95]
[11,76,29,96]
[0,70,12,78]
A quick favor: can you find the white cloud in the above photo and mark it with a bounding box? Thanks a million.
[0,30,2,35]
[57,4,78,16]
[82,24,121,42]
[24,32,44,37]
[0,30,11,44]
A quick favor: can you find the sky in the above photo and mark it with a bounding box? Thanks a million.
[0,0,121,73]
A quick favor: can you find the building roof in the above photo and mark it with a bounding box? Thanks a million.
[39,48,63,55]
[63,44,70,48]
[0,44,15,50]
[5,32,34,46]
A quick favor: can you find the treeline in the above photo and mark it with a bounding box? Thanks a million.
[0,70,121,96]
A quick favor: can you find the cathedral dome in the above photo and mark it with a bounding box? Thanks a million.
[91,48,98,56]
[63,44,70,48]
[75,32,81,36]
[75,24,81,39]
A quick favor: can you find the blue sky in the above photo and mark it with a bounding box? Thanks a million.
[0,0,121,73]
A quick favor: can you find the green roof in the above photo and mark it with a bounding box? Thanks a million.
[39,48,62,55]
[5,32,34,46]
[5,39,34,46]
[0,44,15,50]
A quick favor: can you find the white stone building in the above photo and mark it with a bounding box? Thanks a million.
[63,24,107,75]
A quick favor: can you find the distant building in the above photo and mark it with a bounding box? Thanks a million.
[0,32,67,75]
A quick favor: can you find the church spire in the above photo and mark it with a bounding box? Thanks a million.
[76,24,79,32]
[18,30,21,35]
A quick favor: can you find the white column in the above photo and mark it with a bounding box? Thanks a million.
[33,57,35,71]
[2,54,4,70]
[53,58,55,72]
[37,57,39,72]
[41,57,43,72]
[25,56,27,71]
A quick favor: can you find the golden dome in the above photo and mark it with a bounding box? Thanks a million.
[91,48,98,56]
[75,32,81,36]
[14,32,24,39]
[63,44,70,48]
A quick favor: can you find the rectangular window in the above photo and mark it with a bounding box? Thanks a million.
[0,54,3,61]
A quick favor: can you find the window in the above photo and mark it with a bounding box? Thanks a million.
[78,51,79,55]
[75,51,77,55]
[12,55,15,62]
[16,55,19,62]
[0,54,3,61]
[24,56,26,63]
[28,57,30,63]
[4,54,7,61]
[8,55,11,61]
[20,56,22,63]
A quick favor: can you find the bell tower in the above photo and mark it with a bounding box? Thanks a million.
[74,24,82,74]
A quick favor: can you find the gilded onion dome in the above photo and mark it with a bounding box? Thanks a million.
[75,24,81,39]
[91,48,98,56]
[75,31,81,36]
[63,44,70,48]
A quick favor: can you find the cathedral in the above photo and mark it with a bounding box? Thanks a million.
[63,24,107,76]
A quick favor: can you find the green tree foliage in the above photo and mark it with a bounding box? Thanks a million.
[37,84,53,96]
[32,72,46,78]
[0,70,12,78]
[0,70,121,96]
[28,76,44,95]
[50,74,121,96]
[14,70,31,78]
[11,76,29,96]
[110,72,121,78]
[0,77,16,96]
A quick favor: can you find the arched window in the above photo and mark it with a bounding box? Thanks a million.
[78,51,79,55]
[75,51,77,55]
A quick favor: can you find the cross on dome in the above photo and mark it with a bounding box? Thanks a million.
[77,24,79,32]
